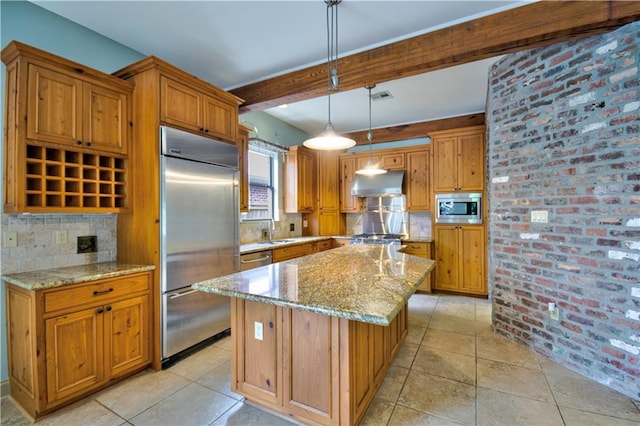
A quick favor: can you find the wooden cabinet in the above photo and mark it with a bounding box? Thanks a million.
[405,149,431,212]
[432,126,485,192]
[114,56,241,367]
[160,76,237,143]
[2,41,133,213]
[231,298,408,426]
[284,146,316,213]
[434,225,486,295]
[306,151,345,236]
[5,271,152,419]
[273,243,312,262]
[238,125,250,212]
[339,156,363,213]
[401,241,434,293]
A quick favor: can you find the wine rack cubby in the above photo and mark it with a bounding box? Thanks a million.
[25,144,127,210]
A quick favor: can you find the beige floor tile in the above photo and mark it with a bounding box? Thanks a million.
[167,344,231,381]
[413,346,476,385]
[196,360,243,400]
[561,406,640,426]
[547,374,640,422]
[434,304,476,321]
[422,329,476,357]
[409,294,439,313]
[374,365,410,402]
[212,335,233,352]
[399,370,476,425]
[476,387,563,426]
[129,382,236,426]
[389,404,465,425]
[406,325,427,345]
[477,359,553,403]
[95,369,191,420]
[392,341,420,369]
[359,398,396,426]
[537,356,587,380]
[409,311,433,327]
[428,315,476,336]
[1,397,33,426]
[476,333,540,369]
[35,399,125,426]
[210,401,296,425]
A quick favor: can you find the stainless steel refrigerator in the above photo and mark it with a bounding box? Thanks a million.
[160,126,239,366]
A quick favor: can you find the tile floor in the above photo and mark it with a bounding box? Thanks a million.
[2,294,640,425]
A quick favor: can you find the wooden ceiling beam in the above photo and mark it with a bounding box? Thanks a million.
[231,1,640,113]
[344,113,486,146]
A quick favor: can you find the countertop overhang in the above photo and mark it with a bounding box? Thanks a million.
[193,244,435,326]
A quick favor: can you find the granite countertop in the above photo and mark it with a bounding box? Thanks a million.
[194,244,435,326]
[2,262,156,291]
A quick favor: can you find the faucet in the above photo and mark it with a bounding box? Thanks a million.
[267,219,276,242]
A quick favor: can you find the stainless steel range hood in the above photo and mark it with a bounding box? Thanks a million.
[351,170,404,197]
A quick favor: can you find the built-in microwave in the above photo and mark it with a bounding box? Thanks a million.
[435,193,482,224]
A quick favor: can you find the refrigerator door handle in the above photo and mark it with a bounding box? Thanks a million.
[168,289,199,299]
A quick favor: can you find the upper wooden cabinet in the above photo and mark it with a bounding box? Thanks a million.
[338,156,363,213]
[284,146,316,213]
[238,125,250,213]
[431,125,485,192]
[27,65,129,154]
[1,41,133,213]
[160,76,237,143]
[405,149,430,212]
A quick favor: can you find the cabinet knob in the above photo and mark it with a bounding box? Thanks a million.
[199,128,205,132]
[97,308,104,314]
[204,129,209,133]
[76,141,83,146]
[106,306,112,312]
[85,142,91,147]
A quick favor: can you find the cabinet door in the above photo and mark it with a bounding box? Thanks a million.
[299,150,316,212]
[339,157,362,213]
[202,95,237,143]
[107,295,150,377]
[318,151,339,211]
[45,307,104,402]
[27,65,82,146]
[432,136,458,192]
[160,76,202,131]
[459,226,486,294]
[237,127,249,212]
[434,226,459,291]
[356,154,382,171]
[83,83,128,154]
[406,151,430,211]
[458,133,485,191]
[318,210,343,236]
[381,153,404,170]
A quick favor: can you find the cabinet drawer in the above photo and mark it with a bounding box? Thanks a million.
[381,153,405,170]
[44,273,150,313]
[273,244,311,262]
[402,242,431,257]
[315,240,333,252]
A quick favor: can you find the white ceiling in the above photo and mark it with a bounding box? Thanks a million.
[32,0,527,136]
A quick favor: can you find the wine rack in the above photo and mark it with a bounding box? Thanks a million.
[25,144,127,210]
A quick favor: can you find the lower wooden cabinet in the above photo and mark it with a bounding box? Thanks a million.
[401,241,434,293]
[5,272,152,419]
[231,298,408,425]
[434,225,486,295]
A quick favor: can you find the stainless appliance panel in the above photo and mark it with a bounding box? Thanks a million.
[161,126,238,168]
[435,193,482,224]
[163,288,230,358]
[362,195,408,237]
[161,156,239,292]
[241,251,273,271]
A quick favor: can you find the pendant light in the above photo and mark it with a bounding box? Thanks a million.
[303,0,355,151]
[355,85,387,175]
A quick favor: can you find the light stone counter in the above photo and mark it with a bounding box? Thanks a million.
[193,243,434,326]
[2,262,156,291]
[240,235,333,254]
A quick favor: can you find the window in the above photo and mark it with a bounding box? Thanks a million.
[242,148,278,221]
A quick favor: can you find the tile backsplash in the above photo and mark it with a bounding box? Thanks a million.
[1,214,117,275]
[346,212,432,239]
[240,212,302,244]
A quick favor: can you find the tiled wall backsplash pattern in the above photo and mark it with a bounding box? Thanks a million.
[240,212,302,244]
[1,214,117,275]
[346,212,432,239]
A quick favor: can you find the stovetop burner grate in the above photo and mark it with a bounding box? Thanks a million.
[349,233,406,244]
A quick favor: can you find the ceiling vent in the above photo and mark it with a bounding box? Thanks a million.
[371,90,393,102]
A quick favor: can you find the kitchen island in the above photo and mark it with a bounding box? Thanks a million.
[193,243,434,425]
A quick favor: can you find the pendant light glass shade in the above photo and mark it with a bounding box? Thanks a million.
[355,85,387,175]
[303,0,355,151]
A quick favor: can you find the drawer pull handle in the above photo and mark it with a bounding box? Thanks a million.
[93,288,114,296]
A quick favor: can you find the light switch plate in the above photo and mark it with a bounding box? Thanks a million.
[531,210,548,223]
[56,230,68,244]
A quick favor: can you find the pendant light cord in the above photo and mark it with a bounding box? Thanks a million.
[326,0,340,125]
[367,85,376,160]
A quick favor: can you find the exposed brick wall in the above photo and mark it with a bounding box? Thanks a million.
[486,22,639,399]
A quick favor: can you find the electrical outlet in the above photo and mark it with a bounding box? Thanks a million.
[531,210,548,223]
[254,321,263,341]
[3,231,17,248]
[77,235,97,253]
[303,220,308,228]
[261,229,269,240]
[55,230,67,244]
[290,223,295,232]
[549,302,559,320]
